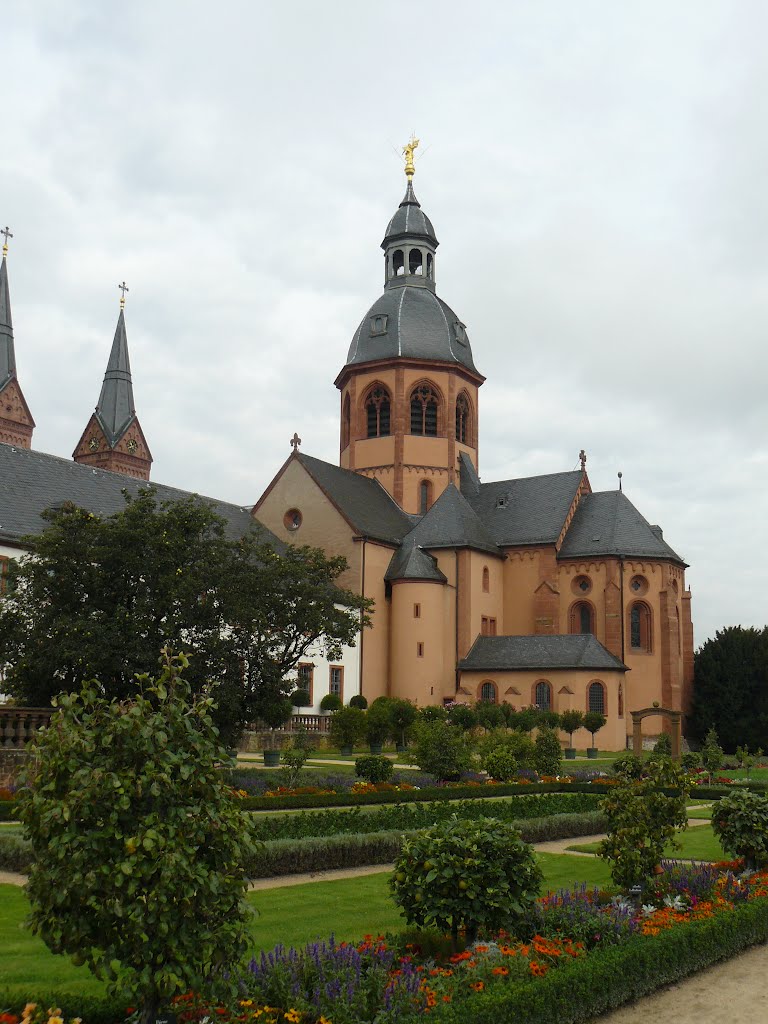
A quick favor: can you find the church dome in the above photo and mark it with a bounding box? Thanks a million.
[382,181,438,246]
[346,286,479,373]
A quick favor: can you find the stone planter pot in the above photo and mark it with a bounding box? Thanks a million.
[339,745,353,756]
[263,750,281,767]
[565,747,577,760]
[586,747,599,759]
[369,743,384,755]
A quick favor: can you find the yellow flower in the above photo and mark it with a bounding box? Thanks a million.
[22,1007,37,1018]
[317,1017,333,1024]
[48,1017,63,1024]
[284,1011,301,1024]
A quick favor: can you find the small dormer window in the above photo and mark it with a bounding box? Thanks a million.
[370,314,388,337]
[454,321,467,345]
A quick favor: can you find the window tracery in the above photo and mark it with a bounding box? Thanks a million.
[365,385,391,438]
[410,384,439,436]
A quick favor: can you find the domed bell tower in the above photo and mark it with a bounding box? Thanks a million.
[335,138,484,515]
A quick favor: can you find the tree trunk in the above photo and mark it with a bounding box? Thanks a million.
[140,996,160,1024]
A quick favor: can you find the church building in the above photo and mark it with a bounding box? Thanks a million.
[0,144,695,749]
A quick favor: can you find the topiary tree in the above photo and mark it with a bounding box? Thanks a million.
[329,705,366,750]
[583,711,607,750]
[349,694,368,710]
[290,688,311,708]
[366,697,393,747]
[260,695,294,730]
[560,709,584,750]
[514,706,541,734]
[701,726,724,783]
[533,726,562,776]
[388,697,418,747]
[598,758,691,889]
[481,746,518,782]
[446,702,478,732]
[16,650,259,1024]
[320,692,343,713]
[711,790,768,869]
[389,817,543,949]
[474,701,504,731]
[409,720,473,782]
[418,705,448,723]
[354,754,395,784]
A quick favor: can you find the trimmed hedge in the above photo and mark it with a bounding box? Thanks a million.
[0,799,17,821]
[0,811,608,879]
[428,895,768,1023]
[248,794,601,841]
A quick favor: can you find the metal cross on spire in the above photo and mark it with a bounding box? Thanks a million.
[579,449,587,471]
[290,432,302,452]
[118,280,129,309]
[1,226,12,258]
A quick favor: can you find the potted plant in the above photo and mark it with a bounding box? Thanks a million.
[261,697,293,766]
[290,688,311,711]
[329,705,366,755]
[389,697,418,752]
[560,709,584,759]
[320,692,342,713]
[349,694,368,709]
[366,697,392,754]
[583,711,606,758]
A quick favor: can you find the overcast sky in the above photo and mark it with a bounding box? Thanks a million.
[3,1,767,647]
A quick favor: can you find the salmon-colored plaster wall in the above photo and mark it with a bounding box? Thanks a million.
[390,579,453,704]
[360,541,396,702]
[253,458,360,593]
[502,548,547,634]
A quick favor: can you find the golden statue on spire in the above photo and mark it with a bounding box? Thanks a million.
[403,135,419,180]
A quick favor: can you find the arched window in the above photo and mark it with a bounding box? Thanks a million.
[569,601,594,635]
[410,383,439,436]
[479,681,497,704]
[629,602,652,652]
[588,681,606,715]
[365,386,391,439]
[393,249,404,276]
[455,392,471,445]
[534,680,552,710]
[482,566,490,593]
[426,253,434,279]
[341,394,350,449]
[419,479,433,514]
[408,248,423,275]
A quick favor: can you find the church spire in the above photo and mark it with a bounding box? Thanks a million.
[0,228,35,449]
[72,284,152,480]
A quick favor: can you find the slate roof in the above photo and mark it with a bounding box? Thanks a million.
[461,468,583,547]
[0,442,277,547]
[382,182,438,245]
[345,285,479,376]
[94,309,136,446]
[459,634,628,673]
[296,453,414,545]
[558,491,685,565]
[384,543,447,583]
[401,483,503,557]
[0,256,16,389]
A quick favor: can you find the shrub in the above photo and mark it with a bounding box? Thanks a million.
[654,732,672,755]
[290,688,311,708]
[560,709,584,747]
[409,720,473,781]
[681,751,701,771]
[481,746,518,782]
[349,694,368,709]
[354,754,395,784]
[388,697,418,746]
[515,706,541,733]
[701,726,724,782]
[538,710,562,730]
[478,728,535,767]
[598,758,691,889]
[366,697,393,745]
[475,701,505,731]
[583,711,607,748]
[329,705,366,748]
[16,650,259,1024]
[320,693,343,713]
[418,704,448,722]
[711,790,768,868]
[389,817,543,947]
[534,726,563,776]
[277,745,309,788]
[611,752,644,778]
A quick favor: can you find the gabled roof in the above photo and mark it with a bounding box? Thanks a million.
[558,490,686,565]
[95,309,136,446]
[384,543,447,583]
[0,442,276,547]
[459,634,627,673]
[0,255,16,389]
[462,469,583,547]
[402,483,503,557]
[296,453,414,545]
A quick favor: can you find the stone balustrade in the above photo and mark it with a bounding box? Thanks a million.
[0,707,54,748]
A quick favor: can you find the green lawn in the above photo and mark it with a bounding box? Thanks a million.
[687,806,714,819]
[0,851,612,1003]
[568,824,726,861]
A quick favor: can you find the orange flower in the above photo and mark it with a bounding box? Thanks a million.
[492,966,509,976]
[469,981,485,992]
[529,961,549,977]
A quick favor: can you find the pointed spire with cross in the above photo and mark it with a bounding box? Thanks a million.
[579,449,587,471]
[290,432,302,452]
[118,280,129,310]
[1,226,12,259]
